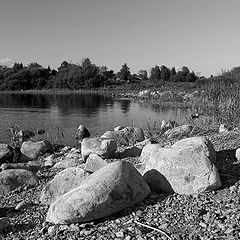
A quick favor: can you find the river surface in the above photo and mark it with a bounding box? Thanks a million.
[0,92,195,146]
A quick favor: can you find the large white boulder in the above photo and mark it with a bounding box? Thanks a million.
[142,137,221,195]
[81,138,117,160]
[46,161,150,224]
[40,167,90,205]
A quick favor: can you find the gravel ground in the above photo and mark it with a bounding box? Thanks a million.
[1,132,240,240]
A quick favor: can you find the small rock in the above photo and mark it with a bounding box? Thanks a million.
[114,126,125,131]
[48,225,58,235]
[84,154,108,173]
[219,123,230,133]
[70,148,80,153]
[115,231,124,238]
[81,137,117,160]
[0,217,9,231]
[75,124,90,143]
[45,153,63,167]
[69,224,80,232]
[235,148,240,161]
[20,140,52,160]
[15,200,27,210]
[61,146,71,153]
[229,185,237,192]
[199,221,207,228]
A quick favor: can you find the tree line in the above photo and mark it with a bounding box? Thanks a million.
[0,58,198,91]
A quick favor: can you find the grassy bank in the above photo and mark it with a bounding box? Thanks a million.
[2,78,240,134]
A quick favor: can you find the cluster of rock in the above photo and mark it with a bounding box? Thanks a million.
[0,123,225,228]
[137,89,201,102]
[112,89,202,102]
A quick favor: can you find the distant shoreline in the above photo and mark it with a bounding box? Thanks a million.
[0,88,126,95]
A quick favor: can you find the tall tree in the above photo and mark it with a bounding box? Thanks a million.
[160,65,170,81]
[119,63,131,81]
[149,65,161,80]
[12,63,23,72]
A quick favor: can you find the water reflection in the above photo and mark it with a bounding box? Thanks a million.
[119,100,131,113]
[0,93,114,116]
[0,93,194,145]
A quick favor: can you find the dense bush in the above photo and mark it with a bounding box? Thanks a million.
[0,58,199,91]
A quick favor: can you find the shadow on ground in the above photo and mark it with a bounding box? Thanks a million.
[216,148,240,188]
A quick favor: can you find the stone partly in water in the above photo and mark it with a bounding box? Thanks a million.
[142,137,221,195]
[40,167,90,205]
[81,138,117,160]
[0,169,39,196]
[46,161,150,224]
[75,125,90,143]
[20,140,52,160]
[16,130,35,144]
[0,144,13,164]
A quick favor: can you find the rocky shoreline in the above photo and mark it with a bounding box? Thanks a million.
[1,125,240,240]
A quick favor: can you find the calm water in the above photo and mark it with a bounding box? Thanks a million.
[0,93,194,146]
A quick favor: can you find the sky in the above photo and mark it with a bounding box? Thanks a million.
[1,0,240,77]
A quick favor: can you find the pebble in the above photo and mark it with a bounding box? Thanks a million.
[229,185,237,192]
[115,231,124,238]
[48,225,58,235]
[15,200,27,210]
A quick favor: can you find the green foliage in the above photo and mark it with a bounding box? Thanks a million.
[160,65,170,81]
[118,63,131,81]
[150,65,161,80]
[138,70,148,80]
[0,58,199,91]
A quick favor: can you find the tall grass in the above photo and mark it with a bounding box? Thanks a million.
[199,77,240,127]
